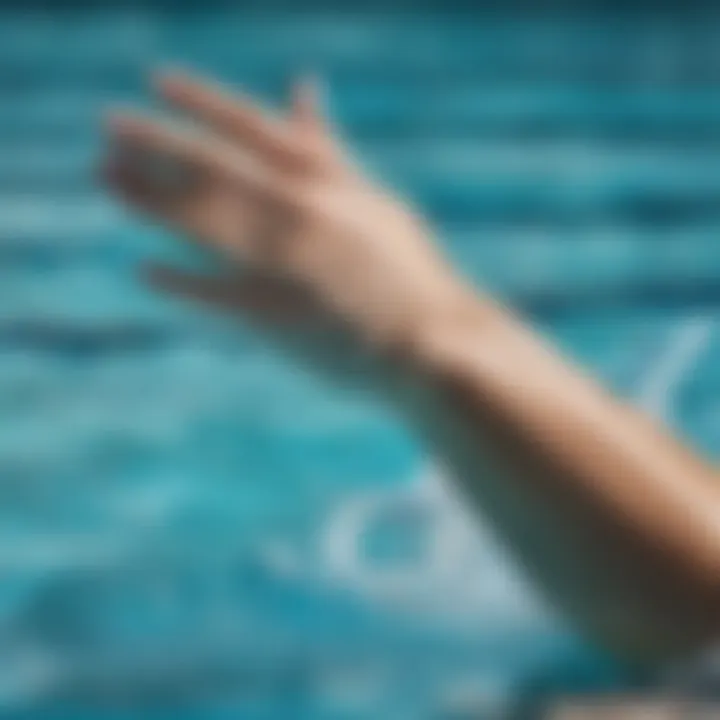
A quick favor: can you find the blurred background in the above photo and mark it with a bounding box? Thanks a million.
[1,0,719,717]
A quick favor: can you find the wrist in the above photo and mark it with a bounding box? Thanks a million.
[373,284,514,434]
[391,285,514,378]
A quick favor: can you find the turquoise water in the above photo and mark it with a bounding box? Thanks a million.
[1,7,720,717]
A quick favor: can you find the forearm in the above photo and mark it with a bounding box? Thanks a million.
[386,293,720,667]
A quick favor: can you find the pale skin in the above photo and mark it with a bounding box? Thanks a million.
[103,70,720,670]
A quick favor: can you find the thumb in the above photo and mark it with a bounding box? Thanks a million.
[290,75,350,170]
[290,74,327,135]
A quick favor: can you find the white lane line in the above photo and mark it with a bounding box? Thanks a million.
[637,316,715,422]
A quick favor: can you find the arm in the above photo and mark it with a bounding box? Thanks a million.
[103,70,720,670]
[388,296,720,667]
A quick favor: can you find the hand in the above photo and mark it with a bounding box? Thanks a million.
[103,71,476,366]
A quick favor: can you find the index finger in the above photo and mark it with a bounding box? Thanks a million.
[105,110,298,206]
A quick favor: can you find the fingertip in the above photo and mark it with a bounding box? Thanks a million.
[103,109,149,141]
[295,73,322,109]
[98,154,138,197]
[153,66,193,97]
[154,66,226,109]
[102,107,130,133]
[152,63,181,83]
[96,157,118,187]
